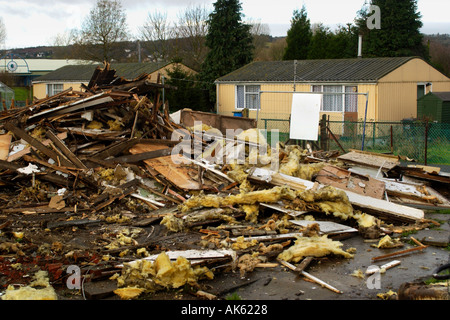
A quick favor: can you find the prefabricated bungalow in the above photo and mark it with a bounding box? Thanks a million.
[215,57,450,126]
[32,62,196,100]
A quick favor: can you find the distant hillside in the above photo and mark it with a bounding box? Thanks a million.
[2,34,449,77]
[425,34,450,77]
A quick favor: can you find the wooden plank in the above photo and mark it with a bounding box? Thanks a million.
[338,150,399,171]
[46,130,88,169]
[129,144,201,190]
[260,202,309,217]
[248,167,425,223]
[90,138,140,160]
[28,94,114,120]
[289,220,359,235]
[118,249,236,268]
[277,258,343,294]
[0,134,12,160]
[366,260,401,275]
[316,165,385,199]
[4,123,73,167]
[372,245,427,261]
[108,147,173,164]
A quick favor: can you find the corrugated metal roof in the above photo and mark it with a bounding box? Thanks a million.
[216,57,415,83]
[33,62,171,82]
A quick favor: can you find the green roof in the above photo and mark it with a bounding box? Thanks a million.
[33,62,171,82]
[216,57,416,83]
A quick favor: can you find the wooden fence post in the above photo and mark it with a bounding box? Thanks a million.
[320,114,328,151]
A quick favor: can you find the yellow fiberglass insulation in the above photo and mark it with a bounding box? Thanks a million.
[277,235,354,263]
[295,186,378,228]
[227,164,248,184]
[116,252,214,294]
[279,146,304,176]
[242,204,259,223]
[296,163,326,180]
[179,186,297,213]
[236,128,267,146]
[161,208,237,232]
[296,186,353,217]
[1,271,58,300]
[279,146,324,180]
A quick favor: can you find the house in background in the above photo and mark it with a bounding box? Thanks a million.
[32,62,196,100]
[0,57,91,87]
[215,57,450,125]
[0,57,91,106]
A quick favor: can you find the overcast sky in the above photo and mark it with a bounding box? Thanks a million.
[0,0,449,49]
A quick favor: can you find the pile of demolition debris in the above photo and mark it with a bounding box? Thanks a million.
[0,63,448,300]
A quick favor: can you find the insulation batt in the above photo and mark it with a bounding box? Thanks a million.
[116,252,213,294]
[1,271,58,300]
[295,186,378,228]
[278,235,354,263]
[179,186,297,213]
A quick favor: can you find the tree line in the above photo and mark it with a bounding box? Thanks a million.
[1,0,448,111]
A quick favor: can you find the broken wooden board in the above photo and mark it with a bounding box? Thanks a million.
[383,179,450,207]
[7,132,68,162]
[118,249,236,268]
[260,202,309,217]
[348,166,450,207]
[248,167,425,223]
[289,220,359,236]
[130,143,201,190]
[28,93,114,120]
[338,150,400,171]
[0,134,11,160]
[316,165,385,199]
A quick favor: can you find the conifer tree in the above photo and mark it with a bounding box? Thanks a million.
[200,0,254,87]
[283,6,312,60]
[356,0,429,60]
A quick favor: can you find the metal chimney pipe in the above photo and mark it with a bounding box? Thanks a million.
[358,35,363,58]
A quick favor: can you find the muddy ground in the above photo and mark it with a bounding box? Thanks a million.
[2,205,447,302]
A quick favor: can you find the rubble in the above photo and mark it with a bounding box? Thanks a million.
[0,63,448,301]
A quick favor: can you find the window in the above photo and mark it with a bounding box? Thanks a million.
[311,85,358,112]
[236,85,260,110]
[345,86,358,112]
[47,83,64,96]
[417,83,427,100]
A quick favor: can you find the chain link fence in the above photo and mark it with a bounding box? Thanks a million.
[327,120,450,165]
[220,110,450,165]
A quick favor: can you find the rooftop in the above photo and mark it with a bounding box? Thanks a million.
[33,62,172,82]
[216,57,416,83]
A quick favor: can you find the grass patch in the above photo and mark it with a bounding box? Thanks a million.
[225,292,242,300]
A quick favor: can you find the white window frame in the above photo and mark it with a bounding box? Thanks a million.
[235,84,261,110]
[417,82,432,100]
[46,83,64,96]
[311,84,358,112]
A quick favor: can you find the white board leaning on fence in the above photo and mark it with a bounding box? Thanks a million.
[289,93,322,141]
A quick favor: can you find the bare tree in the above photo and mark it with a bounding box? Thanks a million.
[74,0,129,62]
[248,19,271,61]
[140,11,175,62]
[269,38,287,61]
[174,5,210,70]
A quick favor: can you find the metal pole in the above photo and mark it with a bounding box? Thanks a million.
[256,89,261,128]
[293,60,297,92]
[162,76,165,109]
[361,94,369,151]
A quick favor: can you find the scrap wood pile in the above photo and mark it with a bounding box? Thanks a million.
[0,64,449,300]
